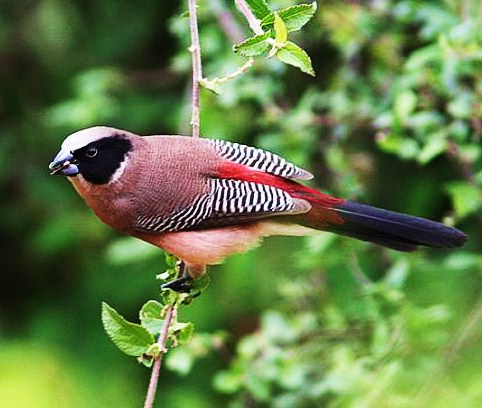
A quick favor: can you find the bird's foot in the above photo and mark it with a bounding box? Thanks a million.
[160,264,209,300]
[161,275,192,293]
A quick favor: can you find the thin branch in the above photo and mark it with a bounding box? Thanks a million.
[219,58,254,82]
[188,0,202,138]
[144,1,203,405]
[234,0,264,35]
[143,304,177,408]
[201,57,254,92]
[210,0,245,43]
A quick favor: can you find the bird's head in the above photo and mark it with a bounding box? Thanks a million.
[49,126,133,185]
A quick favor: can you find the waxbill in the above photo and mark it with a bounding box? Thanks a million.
[49,126,467,280]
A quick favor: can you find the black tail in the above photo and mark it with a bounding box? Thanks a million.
[326,201,467,252]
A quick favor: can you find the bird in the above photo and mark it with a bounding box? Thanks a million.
[49,126,467,287]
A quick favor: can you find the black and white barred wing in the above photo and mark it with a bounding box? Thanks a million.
[212,140,313,180]
[134,178,311,233]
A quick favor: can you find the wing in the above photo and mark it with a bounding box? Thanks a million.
[135,178,311,232]
[133,138,313,234]
[212,140,313,180]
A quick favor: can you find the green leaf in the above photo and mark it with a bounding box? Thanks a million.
[261,2,317,32]
[164,252,178,269]
[384,259,410,290]
[261,311,295,343]
[275,41,315,76]
[214,370,243,394]
[190,273,210,293]
[446,182,482,218]
[394,90,418,121]
[376,133,420,160]
[139,300,164,336]
[417,131,448,164]
[159,288,179,306]
[246,370,271,400]
[101,302,155,357]
[244,0,271,20]
[233,32,272,57]
[171,321,195,345]
[278,362,306,389]
[445,253,481,272]
[447,92,474,119]
[273,13,287,44]
[165,348,195,375]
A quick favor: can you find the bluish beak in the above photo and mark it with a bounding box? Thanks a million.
[49,149,79,176]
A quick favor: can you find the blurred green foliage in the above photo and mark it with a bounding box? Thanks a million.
[0,0,481,407]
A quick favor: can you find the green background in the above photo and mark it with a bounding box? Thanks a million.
[0,0,481,407]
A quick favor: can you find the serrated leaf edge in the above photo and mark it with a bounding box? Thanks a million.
[261,2,317,32]
[233,32,273,57]
[244,0,271,20]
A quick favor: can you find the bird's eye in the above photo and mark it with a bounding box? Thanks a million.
[85,147,98,158]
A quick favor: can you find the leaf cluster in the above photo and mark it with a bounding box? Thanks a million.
[233,0,317,76]
[101,254,209,367]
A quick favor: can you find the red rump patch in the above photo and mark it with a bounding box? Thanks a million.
[216,161,346,225]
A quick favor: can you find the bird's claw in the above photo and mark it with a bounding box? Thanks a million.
[161,276,192,293]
